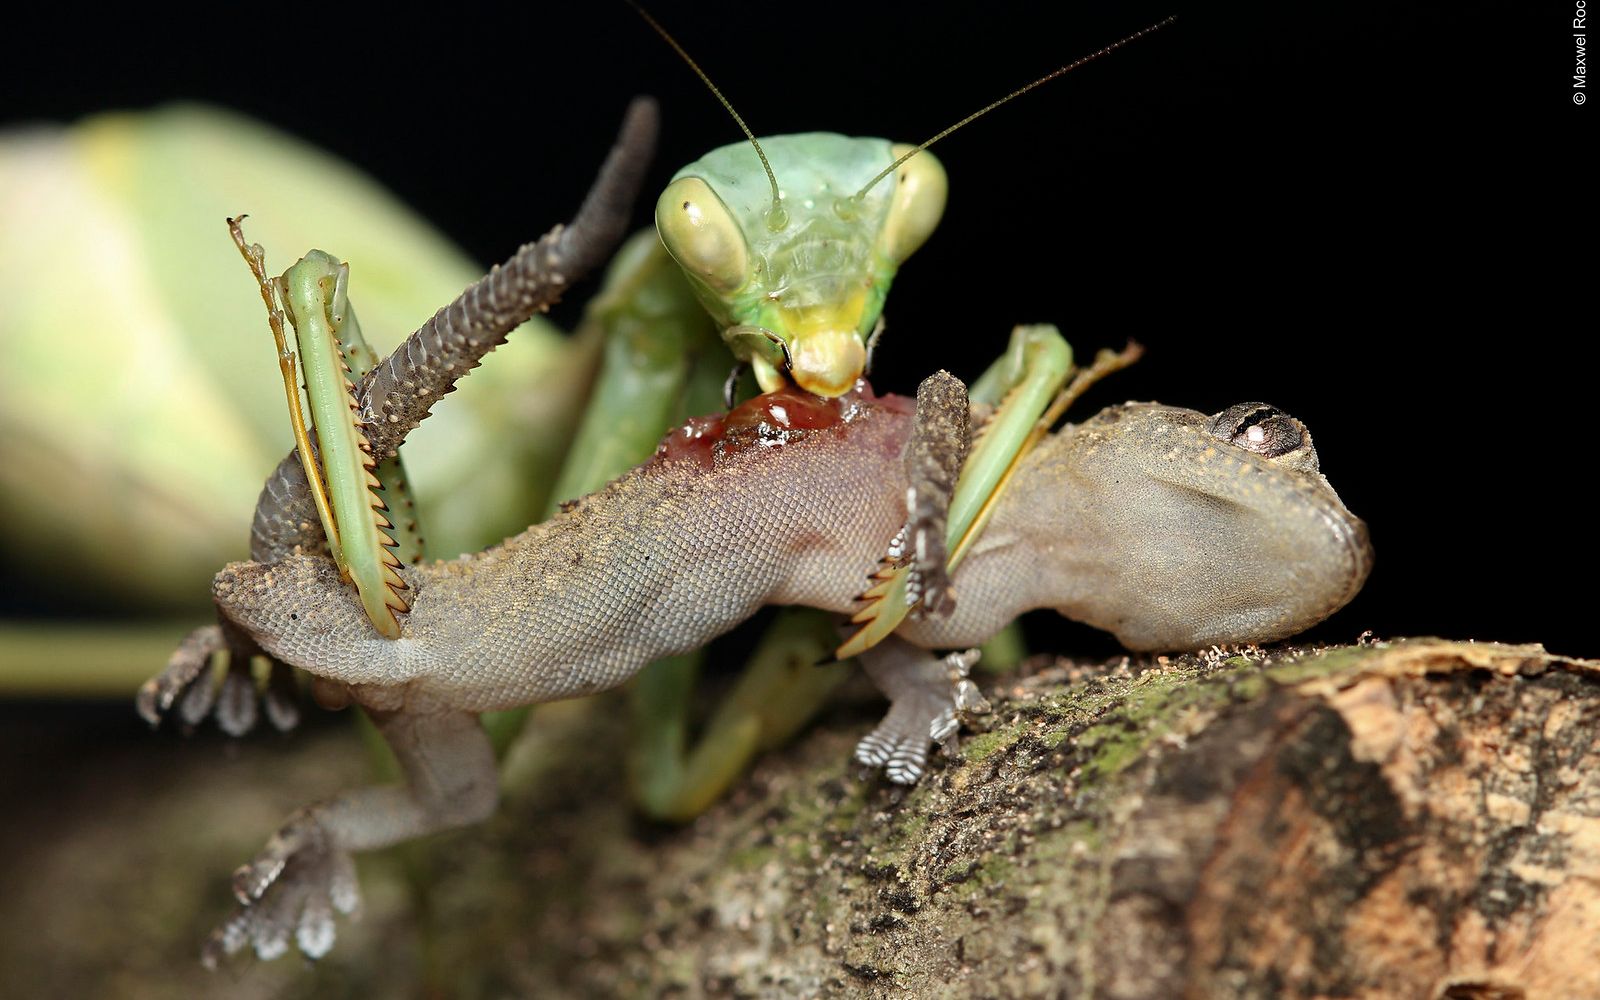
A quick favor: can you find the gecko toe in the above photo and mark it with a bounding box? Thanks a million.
[216,659,259,736]
[138,624,222,727]
[139,623,305,736]
[263,661,302,731]
[296,894,336,959]
[857,644,990,785]
[201,910,250,970]
[177,668,220,728]
[854,728,929,784]
[854,731,893,768]
[205,813,359,968]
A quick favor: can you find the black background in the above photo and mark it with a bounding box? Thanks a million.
[3,1,1586,655]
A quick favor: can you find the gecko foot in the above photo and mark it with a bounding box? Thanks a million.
[877,521,956,623]
[855,645,988,784]
[904,542,956,620]
[202,809,359,968]
[138,623,301,735]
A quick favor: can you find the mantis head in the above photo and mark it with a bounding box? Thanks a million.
[639,5,1172,399]
[657,135,947,397]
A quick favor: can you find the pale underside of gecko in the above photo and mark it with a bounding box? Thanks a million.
[137,100,1370,964]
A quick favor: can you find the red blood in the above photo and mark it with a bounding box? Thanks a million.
[655,379,909,470]
[656,412,726,468]
[722,383,843,436]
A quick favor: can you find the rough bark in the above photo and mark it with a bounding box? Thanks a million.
[470,639,1600,999]
[2,638,1595,999]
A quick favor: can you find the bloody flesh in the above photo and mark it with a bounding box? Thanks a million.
[656,380,906,469]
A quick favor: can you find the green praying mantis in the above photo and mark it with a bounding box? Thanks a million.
[153,12,1175,820]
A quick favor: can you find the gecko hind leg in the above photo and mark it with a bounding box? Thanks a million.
[205,815,360,965]
[204,705,496,966]
[855,638,988,785]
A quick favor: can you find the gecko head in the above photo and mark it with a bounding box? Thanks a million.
[213,555,405,684]
[1049,402,1372,651]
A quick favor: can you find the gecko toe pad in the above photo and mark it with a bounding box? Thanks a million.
[137,623,302,736]
[203,813,360,969]
[855,647,989,785]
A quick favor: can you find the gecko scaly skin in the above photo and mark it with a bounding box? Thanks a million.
[219,386,1368,708]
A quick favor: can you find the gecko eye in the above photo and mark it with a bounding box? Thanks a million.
[877,144,948,265]
[1208,403,1321,471]
[656,176,751,293]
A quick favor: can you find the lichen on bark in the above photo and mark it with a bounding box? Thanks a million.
[427,638,1600,998]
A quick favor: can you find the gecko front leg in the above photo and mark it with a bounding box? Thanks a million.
[854,370,989,784]
[205,699,496,965]
[898,369,969,618]
[136,620,300,735]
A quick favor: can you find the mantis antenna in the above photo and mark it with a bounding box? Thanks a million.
[628,1,790,231]
[854,15,1178,200]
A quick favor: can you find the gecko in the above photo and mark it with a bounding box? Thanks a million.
[137,99,1371,964]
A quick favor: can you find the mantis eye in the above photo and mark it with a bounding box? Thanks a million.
[1208,403,1321,471]
[656,176,751,293]
[878,144,948,265]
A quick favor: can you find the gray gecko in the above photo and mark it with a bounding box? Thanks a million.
[137,100,1371,964]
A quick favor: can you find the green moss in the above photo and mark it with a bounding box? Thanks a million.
[1030,652,1279,783]
[872,809,932,868]
[971,854,1015,890]
[1229,672,1269,701]
[727,838,777,871]
[1081,723,1157,780]
[943,851,1018,903]
[961,727,1020,763]
[940,859,978,883]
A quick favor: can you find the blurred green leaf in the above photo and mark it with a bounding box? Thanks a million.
[0,104,589,614]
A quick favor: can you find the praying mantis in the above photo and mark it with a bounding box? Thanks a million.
[169,13,1176,821]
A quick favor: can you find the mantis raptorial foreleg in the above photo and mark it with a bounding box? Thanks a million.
[228,230,414,639]
[312,267,427,566]
[838,328,1144,659]
[838,325,1072,658]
